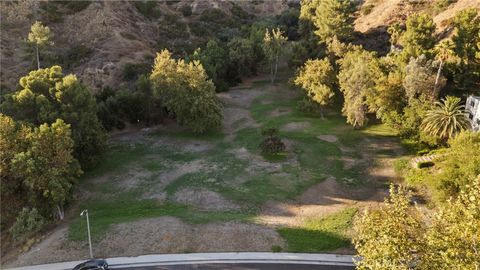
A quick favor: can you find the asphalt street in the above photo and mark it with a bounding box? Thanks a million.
[114,263,355,270]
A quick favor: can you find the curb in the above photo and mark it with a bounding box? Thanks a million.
[6,252,355,270]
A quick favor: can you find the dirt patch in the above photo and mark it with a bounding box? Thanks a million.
[118,168,153,189]
[258,176,387,227]
[173,188,240,211]
[142,160,205,201]
[269,107,292,117]
[97,217,285,256]
[317,134,338,143]
[280,121,311,132]
[222,108,260,136]
[5,218,285,267]
[5,227,90,268]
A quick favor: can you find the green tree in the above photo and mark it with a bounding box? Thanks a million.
[191,40,229,91]
[338,48,381,128]
[433,40,456,97]
[404,55,444,102]
[12,119,82,220]
[424,175,480,269]
[353,185,425,270]
[7,66,106,167]
[354,177,480,270]
[27,21,53,69]
[367,69,407,125]
[294,58,335,118]
[263,28,288,83]
[228,37,256,77]
[452,8,480,65]
[451,8,480,91]
[420,96,470,142]
[0,114,31,229]
[401,13,436,60]
[150,49,222,133]
[387,22,403,52]
[305,0,355,43]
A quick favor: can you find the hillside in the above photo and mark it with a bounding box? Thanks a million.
[1,0,478,92]
[0,0,291,92]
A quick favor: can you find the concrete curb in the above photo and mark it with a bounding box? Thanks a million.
[6,252,355,270]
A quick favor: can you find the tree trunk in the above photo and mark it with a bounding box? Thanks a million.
[36,44,40,69]
[433,60,443,101]
[273,55,279,84]
[56,204,64,220]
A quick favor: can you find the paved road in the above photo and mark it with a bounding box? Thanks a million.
[114,263,355,270]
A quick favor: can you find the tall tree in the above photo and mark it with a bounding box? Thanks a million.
[12,119,82,220]
[433,40,455,97]
[263,28,287,83]
[307,0,355,43]
[191,40,229,91]
[338,48,381,128]
[353,185,425,270]
[420,96,470,141]
[294,58,335,118]
[452,8,480,65]
[354,176,480,270]
[451,8,480,90]
[400,13,436,60]
[404,55,444,102]
[424,175,480,270]
[7,66,106,167]
[227,37,256,78]
[150,49,222,133]
[27,21,53,69]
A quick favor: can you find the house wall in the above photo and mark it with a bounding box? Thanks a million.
[466,96,480,131]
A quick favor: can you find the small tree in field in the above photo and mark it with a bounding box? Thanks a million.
[294,58,335,118]
[27,21,53,69]
[263,28,287,84]
[150,49,222,133]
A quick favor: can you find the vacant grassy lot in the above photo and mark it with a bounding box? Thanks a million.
[9,73,406,267]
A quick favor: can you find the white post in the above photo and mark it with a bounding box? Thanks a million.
[81,210,93,258]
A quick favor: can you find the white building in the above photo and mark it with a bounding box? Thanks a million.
[466,96,480,131]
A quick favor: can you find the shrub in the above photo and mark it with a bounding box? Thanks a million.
[361,4,374,15]
[179,5,192,17]
[123,62,151,81]
[134,0,161,19]
[63,45,93,68]
[417,161,434,169]
[59,1,91,14]
[10,208,46,241]
[260,128,286,155]
[271,245,283,252]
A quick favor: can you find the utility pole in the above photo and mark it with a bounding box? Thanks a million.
[80,209,93,258]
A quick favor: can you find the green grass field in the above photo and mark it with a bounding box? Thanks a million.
[69,77,404,252]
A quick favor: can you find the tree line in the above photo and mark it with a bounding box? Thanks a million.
[291,1,479,268]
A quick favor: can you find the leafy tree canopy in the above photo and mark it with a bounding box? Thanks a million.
[338,48,381,128]
[303,0,355,43]
[294,58,335,107]
[150,49,222,133]
[5,66,106,167]
[400,13,436,61]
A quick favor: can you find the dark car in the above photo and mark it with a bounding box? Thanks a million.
[73,259,109,270]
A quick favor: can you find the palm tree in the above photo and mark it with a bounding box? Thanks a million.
[433,40,455,99]
[421,96,470,141]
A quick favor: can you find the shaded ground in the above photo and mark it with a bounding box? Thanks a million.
[5,73,406,268]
